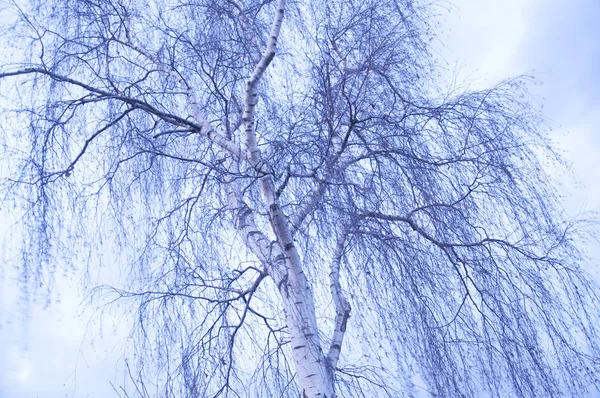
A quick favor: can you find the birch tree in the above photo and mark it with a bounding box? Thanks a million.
[1,0,599,397]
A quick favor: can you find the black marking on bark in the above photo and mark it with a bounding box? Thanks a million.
[277,273,289,298]
[238,206,252,227]
[246,231,261,238]
[340,309,350,332]
[293,345,306,350]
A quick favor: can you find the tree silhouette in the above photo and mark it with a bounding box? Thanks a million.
[1,0,599,396]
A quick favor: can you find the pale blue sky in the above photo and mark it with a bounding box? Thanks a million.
[1,0,599,396]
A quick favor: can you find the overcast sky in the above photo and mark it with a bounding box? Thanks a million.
[442,0,600,214]
[1,0,599,396]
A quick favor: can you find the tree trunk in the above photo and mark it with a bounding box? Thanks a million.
[235,0,336,394]
[276,264,335,398]
[227,185,335,396]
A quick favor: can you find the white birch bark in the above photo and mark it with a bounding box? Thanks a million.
[130,1,344,390]
[237,0,335,395]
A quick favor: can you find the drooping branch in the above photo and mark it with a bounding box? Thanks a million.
[111,36,213,134]
[0,68,250,167]
[61,107,136,177]
[361,209,552,258]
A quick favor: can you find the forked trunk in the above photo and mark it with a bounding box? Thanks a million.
[235,0,337,394]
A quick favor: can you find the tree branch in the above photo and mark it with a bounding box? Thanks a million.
[0,68,248,165]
